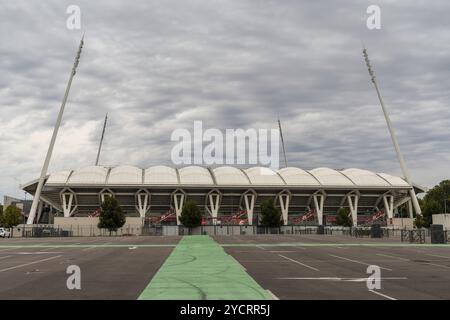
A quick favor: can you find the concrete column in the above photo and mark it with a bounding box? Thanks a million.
[208,193,220,225]
[278,194,290,225]
[244,194,255,225]
[173,193,185,226]
[347,195,359,226]
[313,194,325,226]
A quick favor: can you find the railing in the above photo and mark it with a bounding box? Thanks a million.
[401,229,426,243]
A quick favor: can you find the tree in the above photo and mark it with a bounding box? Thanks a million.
[414,214,426,228]
[97,197,126,235]
[336,207,352,227]
[3,205,22,228]
[419,180,450,227]
[260,198,282,227]
[180,199,202,228]
[0,205,3,226]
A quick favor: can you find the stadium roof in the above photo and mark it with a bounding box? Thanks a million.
[22,165,422,190]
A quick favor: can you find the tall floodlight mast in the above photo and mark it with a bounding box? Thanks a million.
[278,118,288,168]
[26,36,84,224]
[363,48,422,216]
[95,113,108,166]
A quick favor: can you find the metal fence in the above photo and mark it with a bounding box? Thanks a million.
[8,224,436,241]
[401,229,426,243]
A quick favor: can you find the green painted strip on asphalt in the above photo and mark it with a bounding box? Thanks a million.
[221,243,450,248]
[138,235,272,300]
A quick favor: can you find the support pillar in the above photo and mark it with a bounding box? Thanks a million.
[313,194,325,226]
[243,193,255,225]
[278,193,290,225]
[173,193,185,226]
[383,194,394,225]
[347,194,359,226]
[207,192,221,225]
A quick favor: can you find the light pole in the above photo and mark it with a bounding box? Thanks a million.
[27,36,84,224]
[363,48,422,217]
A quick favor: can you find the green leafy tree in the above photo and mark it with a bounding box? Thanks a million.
[260,198,282,227]
[97,197,126,235]
[0,205,3,226]
[414,214,426,228]
[180,199,202,228]
[3,205,22,228]
[336,207,352,227]
[419,180,450,227]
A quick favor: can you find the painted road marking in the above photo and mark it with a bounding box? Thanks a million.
[369,289,397,300]
[0,256,12,260]
[0,255,62,273]
[277,277,407,282]
[266,290,279,300]
[221,243,450,248]
[376,253,410,261]
[278,254,319,271]
[329,254,393,271]
[82,242,113,251]
[138,236,272,300]
[425,262,450,270]
[427,254,450,259]
[8,252,63,255]
[0,244,176,248]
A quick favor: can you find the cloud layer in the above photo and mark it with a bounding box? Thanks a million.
[1,0,449,200]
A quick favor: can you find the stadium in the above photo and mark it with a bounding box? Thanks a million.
[21,165,425,226]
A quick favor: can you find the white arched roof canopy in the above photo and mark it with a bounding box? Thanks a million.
[178,166,214,185]
[144,166,178,185]
[68,166,108,185]
[341,168,391,187]
[245,167,285,185]
[108,165,142,185]
[309,167,354,186]
[46,170,72,185]
[212,166,250,185]
[377,172,410,187]
[277,167,321,186]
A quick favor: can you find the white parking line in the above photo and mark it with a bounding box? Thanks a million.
[0,255,12,260]
[376,253,410,261]
[427,254,450,259]
[369,289,396,300]
[266,289,279,300]
[82,242,112,251]
[329,254,392,271]
[0,255,62,273]
[278,254,320,271]
[425,262,450,270]
[277,277,407,282]
[10,252,63,255]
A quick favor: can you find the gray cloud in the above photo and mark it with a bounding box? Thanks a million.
[1,0,449,201]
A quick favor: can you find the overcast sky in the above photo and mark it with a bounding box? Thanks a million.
[1,0,449,201]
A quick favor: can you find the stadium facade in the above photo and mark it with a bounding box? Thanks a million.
[22,165,424,226]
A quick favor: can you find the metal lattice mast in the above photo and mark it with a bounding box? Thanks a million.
[95,113,108,166]
[27,36,84,224]
[278,118,288,168]
[363,48,422,215]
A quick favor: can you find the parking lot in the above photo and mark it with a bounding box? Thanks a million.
[0,235,449,299]
[216,235,450,300]
[0,236,180,299]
